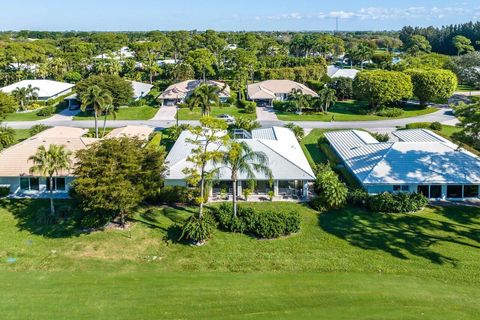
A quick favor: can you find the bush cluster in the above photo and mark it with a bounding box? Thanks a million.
[159,186,200,204]
[405,122,443,131]
[272,100,296,112]
[348,189,428,213]
[238,100,257,114]
[36,105,56,117]
[376,107,403,117]
[181,213,217,243]
[370,132,390,142]
[213,203,301,239]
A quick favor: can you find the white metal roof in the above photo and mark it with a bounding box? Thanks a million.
[0,80,75,99]
[325,129,480,185]
[327,65,359,79]
[165,127,315,181]
[129,81,154,99]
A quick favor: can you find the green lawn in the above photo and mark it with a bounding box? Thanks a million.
[4,109,52,121]
[73,106,158,120]
[276,100,438,121]
[12,129,31,144]
[178,106,256,120]
[456,84,477,92]
[1,199,479,319]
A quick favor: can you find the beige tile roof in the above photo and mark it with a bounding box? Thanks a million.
[247,80,318,100]
[0,127,97,177]
[159,80,230,100]
[105,125,154,141]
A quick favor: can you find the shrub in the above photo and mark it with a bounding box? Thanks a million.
[405,122,431,129]
[370,132,389,142]
[0,185,10,197]
[244,101,256,114]
[272,100,296,112]
[376,107,403,117]
[354,191,428,213]
[29,124,49,137]
[313,163,348,210]
[146,132,162,149]
[36,105,56,117]
[130,98,147,107]
[181,213,217,243]
[212,203,301,239]
[159,186,199,204]
[430,121,443,131]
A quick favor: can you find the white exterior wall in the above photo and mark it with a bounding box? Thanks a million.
[0,176,74,197]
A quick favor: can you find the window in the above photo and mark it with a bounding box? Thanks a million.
[56,178,66,191]
[447,185,463,198]
[393,185,401,191]
[418,185,429,198]
[29,178,39,191]
[46,177,56,191]
[401,185,409,191]
[464,185,479,198]
[430,185,442,198]
[20,178,29,190]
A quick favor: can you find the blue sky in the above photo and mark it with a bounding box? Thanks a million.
[0,0,479,31]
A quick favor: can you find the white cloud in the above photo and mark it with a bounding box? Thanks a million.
[257,6,477,22]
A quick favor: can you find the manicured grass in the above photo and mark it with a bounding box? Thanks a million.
[1,199,479,318]
[276,100,438,121]
[178,106,256,120]
[457,84,477,92]
[4,109,52,121]
[73,106,158,120]
[12,129,31,144]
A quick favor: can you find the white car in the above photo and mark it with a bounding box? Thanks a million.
[217,114,235,124]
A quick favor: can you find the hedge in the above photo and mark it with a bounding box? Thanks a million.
[348,189,428,213]
[213,203,301,239]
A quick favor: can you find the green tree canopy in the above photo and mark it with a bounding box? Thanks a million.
[353,70,413,110]
[452,35,474,56]
[186,48,216,81]
[405,69,457,107]
[72,137,168,227]
[76,74,133,107]
[405,35,432,56]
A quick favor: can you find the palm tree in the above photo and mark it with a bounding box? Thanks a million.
[186,83,221,116]
[219,141,271,218]
[101,104,117,137]
[12,87,29,110]
[288,88,310,115]
[318,87,338,113]
[80,85,112,138]
[29,144,72,216]
[26,84,39,103]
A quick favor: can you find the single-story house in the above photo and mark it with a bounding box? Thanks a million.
[130,81,154,100]
[94,46,135,60]
[327,65,359,79]
[1,79,75,101]
[159,80,230,106]
[247,80,318,107]
[0,125,154,198]
[325,129,480,200]
[165,126,316,200]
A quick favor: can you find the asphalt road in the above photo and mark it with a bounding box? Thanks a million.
[3,108,457,130]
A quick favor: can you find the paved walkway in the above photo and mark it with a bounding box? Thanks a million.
[256,107,280,122]
[152,105,177,121]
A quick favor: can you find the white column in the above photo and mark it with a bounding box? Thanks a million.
[274,180,279,196]
[303,181,309,198]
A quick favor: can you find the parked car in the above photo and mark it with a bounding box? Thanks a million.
[217,114,235,124]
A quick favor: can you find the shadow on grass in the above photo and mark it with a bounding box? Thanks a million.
[134,205,195,245]
[0,199,88,239]
[319,206,480,265]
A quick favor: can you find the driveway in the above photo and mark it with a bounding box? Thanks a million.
[256,107,280,122]
[42,108,81,122]
[151,105,177,121]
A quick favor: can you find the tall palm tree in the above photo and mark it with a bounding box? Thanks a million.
[29,144,72,216]
[12,87,29,110]
[219,141,272,218]
[318,87,338,113]
[186,83,221,116]
[26,84,39,103]
[101,104,117,137]
[288,88,310,115]
[80,85,112,138]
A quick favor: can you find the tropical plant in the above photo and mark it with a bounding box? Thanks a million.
[186,83,222,116]
[288,88,310,114]
[0,125,15,150]
[29,144,72,215]
[312,163,348,211]
[182,116,229,220]
[317,86,337,113]
[12,84,39,110]
[29,124,49,137]
[219,141,272,218]
[101,104,117,137]
[80,85,113,138]
[284,123,305,141]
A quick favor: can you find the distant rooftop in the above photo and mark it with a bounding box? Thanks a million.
[0,80,75,99]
